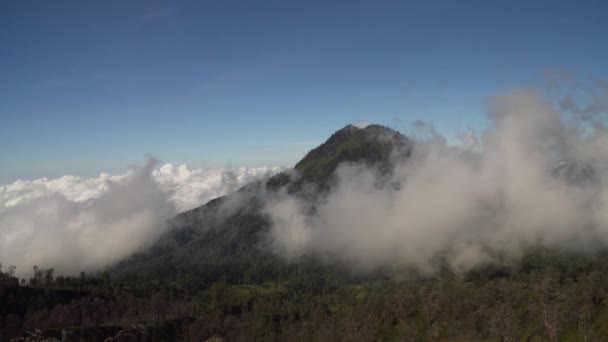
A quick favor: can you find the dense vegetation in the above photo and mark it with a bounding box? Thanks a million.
[3,249,608,341]
[294,124,411,181]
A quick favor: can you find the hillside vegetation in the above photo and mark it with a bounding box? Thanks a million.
[3,249,608,341]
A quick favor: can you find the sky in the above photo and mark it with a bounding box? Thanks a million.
[1,0,607,183]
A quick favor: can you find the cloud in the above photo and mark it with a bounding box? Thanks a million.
[553,75,608,121]
[152,163,283,212]
[456,129,479,149]
[0,161,281,276]
[266,85,608,275]
[354,121,372,129]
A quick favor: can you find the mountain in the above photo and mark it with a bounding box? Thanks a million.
[112,124,412,275]
[295,124,411,181]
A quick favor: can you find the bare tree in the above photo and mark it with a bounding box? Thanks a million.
[532,272,564,342]
[419,281,442,341]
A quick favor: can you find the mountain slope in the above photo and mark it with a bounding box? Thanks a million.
[112,124,412,275]
[295,124,411,181]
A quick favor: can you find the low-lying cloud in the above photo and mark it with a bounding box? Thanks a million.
[267,82,608,274]
[0,161,281,276]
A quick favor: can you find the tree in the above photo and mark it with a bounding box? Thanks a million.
[419,281,442,341]
[8,265,16,278]
[531,271,565,342]
[30,266,43,286]
[488,279,525,342]
[150,292,169,323]
[44,268,54,288]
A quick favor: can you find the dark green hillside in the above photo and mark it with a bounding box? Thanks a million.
[295,124,411,181]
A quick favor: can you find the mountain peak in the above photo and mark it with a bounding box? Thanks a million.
[294,124,411,181]
[113,124,414,275]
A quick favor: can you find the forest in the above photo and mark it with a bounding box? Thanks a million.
[3,247,608,341]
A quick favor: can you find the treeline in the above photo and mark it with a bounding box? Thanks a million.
[1,264,101,289]
[3,249,608,341]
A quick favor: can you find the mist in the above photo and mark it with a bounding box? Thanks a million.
[0,160,281,277]
[266,84,608,274]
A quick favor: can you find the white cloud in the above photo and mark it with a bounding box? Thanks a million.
[354,121,372,129]
[1,164,282,212]
[152,163,282,211]
[0,161,282,276]
[456,129,479,149]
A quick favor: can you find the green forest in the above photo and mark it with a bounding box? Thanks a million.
[3,248,608,341]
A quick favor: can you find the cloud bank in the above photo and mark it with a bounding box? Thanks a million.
[267,84,608,274]
[0,161,281,276]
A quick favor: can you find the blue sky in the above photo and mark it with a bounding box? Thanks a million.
[1,0,607,182]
